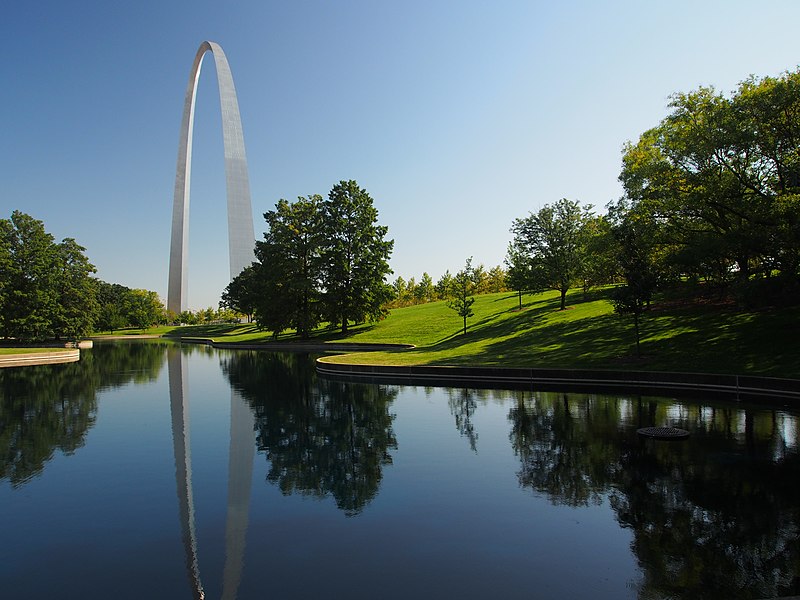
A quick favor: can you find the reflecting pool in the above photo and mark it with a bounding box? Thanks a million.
[1,342,799,599]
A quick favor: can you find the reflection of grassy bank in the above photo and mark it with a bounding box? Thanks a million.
[165,287,799,378]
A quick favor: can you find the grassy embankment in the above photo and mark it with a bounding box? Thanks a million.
[167,287,799,378]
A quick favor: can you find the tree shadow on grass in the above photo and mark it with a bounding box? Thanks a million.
[422,297,798,377]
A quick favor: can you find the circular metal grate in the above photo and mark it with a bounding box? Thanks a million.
[637,426,690,440]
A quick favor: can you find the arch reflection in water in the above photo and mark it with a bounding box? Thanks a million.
[168,347,255,600]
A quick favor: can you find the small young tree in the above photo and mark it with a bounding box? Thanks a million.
[448,258,477,335]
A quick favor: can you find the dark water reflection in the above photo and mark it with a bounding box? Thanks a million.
[0,340,165,486]
[508,393,800,597]
[222,351,398,516]
[1,342,799,599]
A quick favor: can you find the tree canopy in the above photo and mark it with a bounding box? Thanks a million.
[617,69,800,299]
[0,211,98,341]
[228,180,394,337]
[510,198,592,310]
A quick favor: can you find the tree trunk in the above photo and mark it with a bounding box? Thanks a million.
[463,315,467,336]
[518,289,522,309]
[634,310,641,357]
[560,288,567,310]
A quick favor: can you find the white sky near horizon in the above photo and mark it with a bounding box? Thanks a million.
[3,0,800,309]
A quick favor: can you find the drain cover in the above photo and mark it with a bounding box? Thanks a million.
[637,426,690,440]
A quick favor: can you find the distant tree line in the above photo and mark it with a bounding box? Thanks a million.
[1,211,168,342]
[94,282,169,333]
[222,180,394,337]
[388,263,507,309]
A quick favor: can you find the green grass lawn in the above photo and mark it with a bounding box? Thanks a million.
[171,287,799,378]
[0,347,73,355]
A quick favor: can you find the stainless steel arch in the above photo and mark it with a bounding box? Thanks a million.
[168,41,255,314]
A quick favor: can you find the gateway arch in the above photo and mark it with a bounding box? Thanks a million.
[168,41,255,314]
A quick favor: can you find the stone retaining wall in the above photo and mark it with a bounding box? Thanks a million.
[0,349,80,368]
[316,360,800,403]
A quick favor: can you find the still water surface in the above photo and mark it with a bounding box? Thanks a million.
[1,342,798,599]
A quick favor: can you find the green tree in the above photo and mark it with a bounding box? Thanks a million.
[505,241,533,309]
[321,180,394,333]
[127,289,164,330]
[511,199,591,310]
[448,257,476,335]
[53,238,98,340]
[611,217,659,357]
[253,195,324,338]
[435,270,453,300]
[221,264,259,323]
[579,215,618,295]
[0,211,60,341]
[95,281,131,333]
[415,272,435,303]
[487,265,507,293]
[619,69,800,298]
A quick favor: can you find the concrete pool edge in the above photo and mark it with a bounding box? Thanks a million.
[0,349,81,368]
[314,359,800,403]
[148,336,800,403]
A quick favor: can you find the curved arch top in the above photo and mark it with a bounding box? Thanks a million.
[168,41,256,314]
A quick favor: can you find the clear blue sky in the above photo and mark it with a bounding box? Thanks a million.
[3,1,800,309]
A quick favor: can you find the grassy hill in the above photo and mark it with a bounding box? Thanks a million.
[171,287,799,378]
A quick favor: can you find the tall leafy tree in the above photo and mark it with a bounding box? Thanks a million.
[321,180,394,334]
[1,211,60,341]
[53,238,98,340]
[253,195,324,338]
[511,199,591,310]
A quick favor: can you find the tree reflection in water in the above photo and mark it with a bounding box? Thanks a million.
[507,391,800,599]
[221,351,398,516]
[447,387,480,453]
[0,341,166,486]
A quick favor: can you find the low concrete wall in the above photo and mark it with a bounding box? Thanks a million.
[315,360,800,403]
[0,349,80,368]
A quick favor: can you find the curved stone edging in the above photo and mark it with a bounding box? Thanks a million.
[315,360,800,403]
[0,349,80,368]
